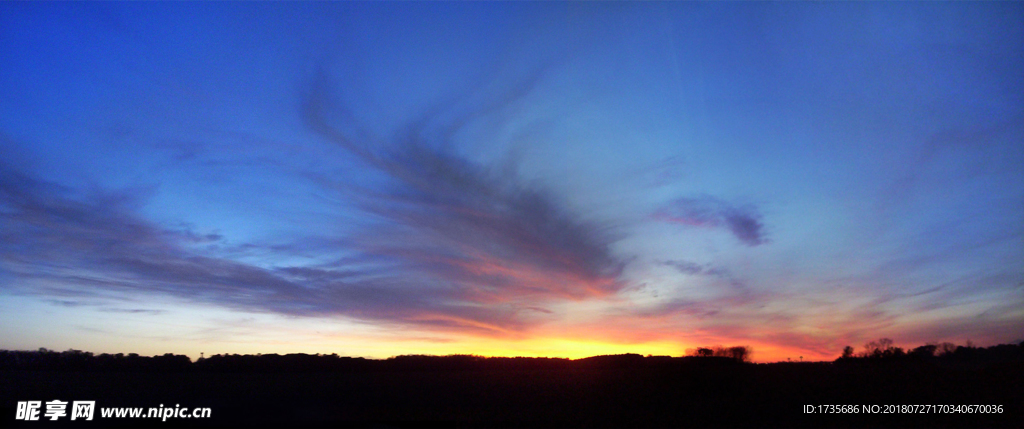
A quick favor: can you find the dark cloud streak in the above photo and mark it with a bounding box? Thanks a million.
[654,196,767,246]
[0,160,517,334]
[0,68,629,336]
[302,72,627,305]
[660,260,729,277]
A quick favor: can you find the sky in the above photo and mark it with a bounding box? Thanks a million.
[1,2,1021,362]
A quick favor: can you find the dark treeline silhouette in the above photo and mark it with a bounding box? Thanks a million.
[3,343,1021,428]
[0,348,192,372]
[834,339,1024,367]
[4,341,1020,372]
[685,345,752,362]
[0,348,755,373]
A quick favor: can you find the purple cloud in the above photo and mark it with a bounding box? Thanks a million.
[0,159,538,334]
[0,71,629,336]
[660,260,730,277]
[654,196,767,246]
[302,73,627,305]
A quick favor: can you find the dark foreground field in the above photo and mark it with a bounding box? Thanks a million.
[2,353,1021,428]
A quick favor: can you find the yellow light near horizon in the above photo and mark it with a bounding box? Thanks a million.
[12,296,840,363]
[349,335,688,360]
[361,337,818,363]
[459,338,686,359]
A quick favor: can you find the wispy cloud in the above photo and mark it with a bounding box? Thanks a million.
[99,308,166,315]
[653,196,767,246]
[0,159,530,334]
[0,69,630,337]
[302,73,628,304]
[659,260,729,277]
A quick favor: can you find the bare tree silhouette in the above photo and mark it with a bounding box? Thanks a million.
[841,346,855,359]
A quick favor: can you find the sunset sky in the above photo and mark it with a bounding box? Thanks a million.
[1,2,1021,362]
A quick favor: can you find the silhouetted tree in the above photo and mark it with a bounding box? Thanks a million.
[841,346,855,359]
[726,346,751,362]
[863,338,898,358]
[937,342,957,356]
[686,346,749,362]
[909,344,937,359]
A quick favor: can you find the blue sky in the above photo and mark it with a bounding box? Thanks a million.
[1,2,1021,361]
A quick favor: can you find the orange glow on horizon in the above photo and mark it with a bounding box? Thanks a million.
[309,334,838,363]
